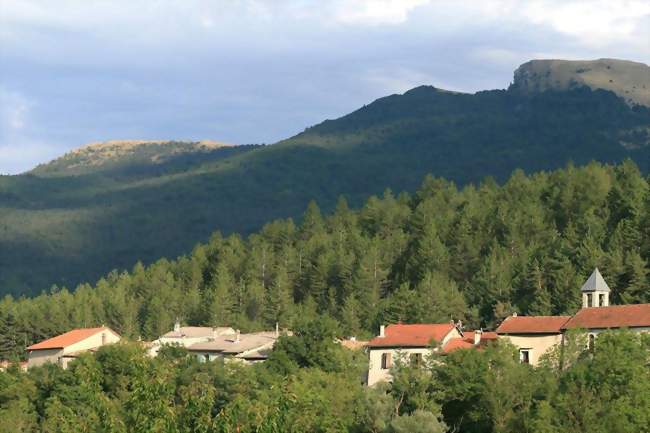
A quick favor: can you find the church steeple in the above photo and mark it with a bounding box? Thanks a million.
[581,268,610,308]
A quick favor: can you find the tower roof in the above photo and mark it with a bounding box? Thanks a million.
[580,268,611,293]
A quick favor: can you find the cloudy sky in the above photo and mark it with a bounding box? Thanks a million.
[1,0,649,174]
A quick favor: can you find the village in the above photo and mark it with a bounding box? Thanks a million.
[4,268,649,387]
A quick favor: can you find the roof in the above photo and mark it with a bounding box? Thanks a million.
[580,268,611,293]
[188,332,279,355]
[562,304,650,330]
[27,327,118,351]
[161,326,234,339]
[442,331,498,353]
[496,316,571,334]
[367,324,456,348]
[339,339,369,351]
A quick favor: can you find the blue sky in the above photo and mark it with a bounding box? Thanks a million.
[1,0,649,174]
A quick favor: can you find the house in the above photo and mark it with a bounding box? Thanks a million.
[366,323,495,386]
[148,321,235,357]
[26,327,120,369]
[187,330,282,364]
[0,360,28,372]
[495,315,571,365]
[496,268,650,365]
[339,337,369,351]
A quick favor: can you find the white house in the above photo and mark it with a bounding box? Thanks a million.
[497,268,650,365]
[187,330,282,364]
[26,327,120,369]
[366,323,497,386]
[148,321,234,356]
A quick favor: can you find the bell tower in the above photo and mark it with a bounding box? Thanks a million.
[581,268,610,308]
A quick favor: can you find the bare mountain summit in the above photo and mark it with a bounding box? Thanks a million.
[510,58,650,107]
[31,139,233,176]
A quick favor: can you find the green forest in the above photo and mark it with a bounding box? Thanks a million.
[1,161,650,432]
[2,86,649,295]
[1,161,649,360]
[1,323,649,432]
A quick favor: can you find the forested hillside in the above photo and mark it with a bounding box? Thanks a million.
[2,162,648,360]
[2,81,649,295]
[2,324,648,433]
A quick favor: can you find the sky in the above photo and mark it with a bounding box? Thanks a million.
[1,0,649,174]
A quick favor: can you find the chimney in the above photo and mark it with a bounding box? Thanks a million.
[512,312,517,317]
[212,327,218,340]
[379,325,385,338]
[235,329,241,343]
[174,319,181,332]
[101,332,107,346]
[473,329,482,346]
[275,322,279,338]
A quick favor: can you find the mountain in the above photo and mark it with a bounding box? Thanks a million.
[32,139,233,176]
[510,58,650,106]
[1,59,649,296]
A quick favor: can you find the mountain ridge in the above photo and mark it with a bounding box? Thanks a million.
[1,59,649,296]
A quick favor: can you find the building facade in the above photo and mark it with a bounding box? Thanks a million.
[497,268,650,366]
[187,330,282,364]
[148,322,235,357]
[366,323,496,386]
[26,327,120,369]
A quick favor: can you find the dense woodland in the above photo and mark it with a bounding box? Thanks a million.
[1,322,649,433]
[1,161,650,433]
[1,161,649,361]
[2,86,649,294]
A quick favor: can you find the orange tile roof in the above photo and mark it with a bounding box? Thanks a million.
[442,330,499,353]
[443,338,474,353]
[368,323,456,348]
[27,327,116,350]
[562,304,650,330]
[496,316,571,334]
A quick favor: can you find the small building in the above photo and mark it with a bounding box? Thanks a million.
[148,321,235,357]
[561,303,650,343]
[0,360,28,372]
[339,337,369,351]
[496,268,650,365]
[496,315,571,365]
[187,330,281,364]
[26,327,120,369]
[366,323,495,386]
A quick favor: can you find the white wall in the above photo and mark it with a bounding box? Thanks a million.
[63,330,120,356]
[367,328,461,386]
[498,334,562,366]
[27,348,63,368]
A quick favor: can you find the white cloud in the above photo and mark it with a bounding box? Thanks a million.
[520,0,650,49]
[332,0,430,25]
[0,87,31,132]
[0,0,648,173]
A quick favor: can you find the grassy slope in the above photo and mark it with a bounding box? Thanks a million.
[1,86,649,295]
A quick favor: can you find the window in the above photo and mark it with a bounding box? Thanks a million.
[587,293,593,308]
[519,349,531,364]
[381,352,392,370]
[588,334,595,352]
[598,294,605,307]
[410,353,423,367]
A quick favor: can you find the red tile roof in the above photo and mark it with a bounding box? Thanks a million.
[368,323,456,348]
[496,316,571,334]
[442,331,499,353]
[562,304,650,330]
[27,327,116,350]
[443,338,474,353]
